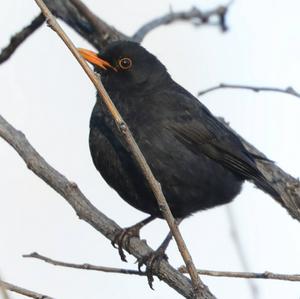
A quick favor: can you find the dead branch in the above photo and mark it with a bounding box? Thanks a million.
[0,13,45,64]
[0,275,10,299]
[1,280,54,299]
[23,252,145,276]
[198,83,300,99]
[179,267,300,282]
[23,252,300,283]
[133,5,229,43]
[33,0,208,297]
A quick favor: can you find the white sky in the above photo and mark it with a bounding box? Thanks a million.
[0,1,300,299]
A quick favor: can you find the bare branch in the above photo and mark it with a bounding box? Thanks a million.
[0,276,10,299]
[23,252,144,276]
[1,280,54,299]
[32,1,208,298]
[23,252,300,283]
[0,112,200,299]
[0,14,45,64]
[225,206,259,299]
[198,83,300,98]
[133,5,229,43]
[179,266,300,282]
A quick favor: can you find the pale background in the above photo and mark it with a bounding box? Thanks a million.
[0,1,299,298]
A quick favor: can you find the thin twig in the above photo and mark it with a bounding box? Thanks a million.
[32,1,207,298]
[23,252,144,276]
[179,266,300,282]
[0,13,45,64]
[133,5,229,43]
[198,83,300,98]
[23,252,300,283]
[0,280,54,299]
[226,206,259,299]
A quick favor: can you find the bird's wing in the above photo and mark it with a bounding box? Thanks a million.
[166,116,259,180]
[163,96,279,199]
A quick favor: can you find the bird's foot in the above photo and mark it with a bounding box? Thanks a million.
[111,216,155,262]
[138,247,168,289]
[111,225,141,262]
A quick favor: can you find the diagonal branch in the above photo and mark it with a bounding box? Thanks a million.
[198,83,300,99]
[0,114,196,299]
[32,0,208,298]
[133,5,229,43]
[1,280,54,299]
[0,276,10,299]
[0,13,45,64]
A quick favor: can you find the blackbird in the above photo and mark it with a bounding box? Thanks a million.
[78,41,279,267]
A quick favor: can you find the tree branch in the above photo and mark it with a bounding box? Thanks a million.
[0,280,54,299]
[0,13,45,64]
[179,267,300,282]
[23,252,145,276]
[0,275,10,299]
[198,83,300,99]
[132,5,229,43]
[23,252,300,283]
[32,0,208,298]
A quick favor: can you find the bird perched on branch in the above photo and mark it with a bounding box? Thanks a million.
[79,41,279,279]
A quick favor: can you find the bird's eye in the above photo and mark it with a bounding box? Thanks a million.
[118,57,132,70]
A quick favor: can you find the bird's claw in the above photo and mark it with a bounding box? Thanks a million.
[138,250,168,289]
[111,226,141,262]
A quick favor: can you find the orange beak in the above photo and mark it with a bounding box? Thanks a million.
[78,48,113,70]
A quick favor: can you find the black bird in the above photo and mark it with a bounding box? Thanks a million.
[79,41,279,265]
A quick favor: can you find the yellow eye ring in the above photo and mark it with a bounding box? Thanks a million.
[119,57,132,70]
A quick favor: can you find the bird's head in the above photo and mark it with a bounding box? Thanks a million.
[78,41,170,92]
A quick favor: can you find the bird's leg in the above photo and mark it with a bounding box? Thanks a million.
[138,219,183,289]
[111,215,155,262]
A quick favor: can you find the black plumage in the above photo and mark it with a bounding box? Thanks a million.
[81,41,279,220]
